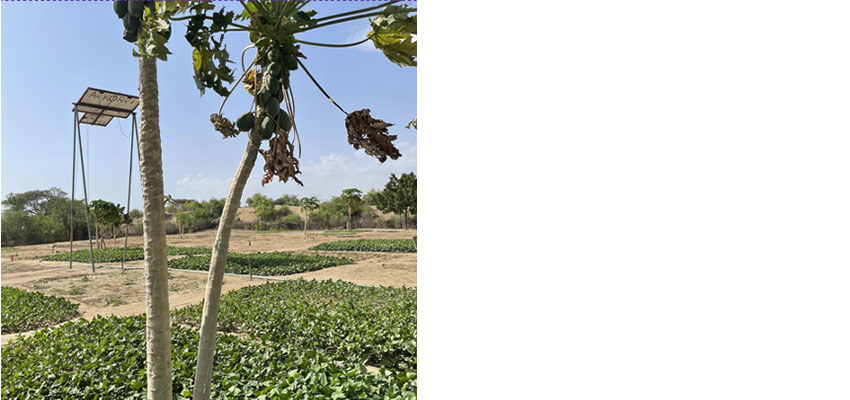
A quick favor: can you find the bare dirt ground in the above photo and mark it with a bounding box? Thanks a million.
[1,229,416,345]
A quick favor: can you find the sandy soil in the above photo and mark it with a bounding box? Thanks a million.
[1,229,416,345]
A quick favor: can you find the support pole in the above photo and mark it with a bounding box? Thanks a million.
[75,110,97,274]
[70,108,78,269]
[121,113,137,272]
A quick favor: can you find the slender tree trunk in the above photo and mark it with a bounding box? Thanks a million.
[113,226,116,246]
[138,56,172,400]
[303,214,308,235]
[404,210,409,230]
[192,129,262,400]
[348,204,353,230]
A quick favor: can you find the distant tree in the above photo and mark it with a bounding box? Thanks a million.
[2,187,67,214]
[129,209,143,219]
[376,172,417,229]
[90,200,123,249]
[340,189,363,230]
[274,194,300,206]
[363,189,380,206]
[246,194,278,222]
[299,197,320,235]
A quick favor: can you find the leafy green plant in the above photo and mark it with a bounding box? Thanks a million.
[1,287,80,333]
[167,252,352,276]
[0,315,416,399]
[311,239,416,253]
[105,296,124,307]
[123,277,137,286]
[31,283,47,291]
[80,275,90,282]
[68,287,85,296]
[322,229,367,236]
[172,279,417,371]
[42,246,210,263]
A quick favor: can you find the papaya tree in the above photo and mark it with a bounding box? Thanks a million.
[299,196,319,235]
[111,1,198,398]
[341,188,362,230]
[164,2,416,398]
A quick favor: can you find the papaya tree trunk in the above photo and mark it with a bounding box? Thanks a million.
[192,129,262,400]
[348,203,353,230]
[303,214,308,235]
[404,210,409,230]
[138,56,172,400]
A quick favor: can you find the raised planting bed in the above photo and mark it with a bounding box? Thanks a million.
[166,252,352,276]
[1,287,80,334]
[172,279,417,371]
[42,246,211,263]
[310,239,416,253]
[1,315,416,399]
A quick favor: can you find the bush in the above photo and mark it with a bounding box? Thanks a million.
[311,239,417,253]
[172,280,417,370]
[1,315,417,399]
[1,287,80,333]
[280,214,302,230]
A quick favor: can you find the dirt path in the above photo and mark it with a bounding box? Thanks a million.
[1,229,416,345]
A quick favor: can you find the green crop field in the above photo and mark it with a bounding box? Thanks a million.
[172,279,417,371]
[42,246,211,263]
[167,252,352,276]
[310,239,416,253]
[1,315,416,399]
[1,287,80,334]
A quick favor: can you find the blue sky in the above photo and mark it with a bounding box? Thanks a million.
[1,1,416,209]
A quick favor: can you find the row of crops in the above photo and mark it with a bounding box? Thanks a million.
[1,287,80,334]
[167,252,353,276]
[310,239,417,253]
[1,280,417,398]
[172,280,417,371]
[42,246,211,263]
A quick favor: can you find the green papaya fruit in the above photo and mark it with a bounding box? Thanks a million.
[265,98,280,118]
[268,62,282,78]
[127,1,145,18]
[278,111,292,133]
[114,1,128,19]
[236,111,255,132]
[263,73,279,95]
[260,116,274,140]
[267,49,280,63]
[123,29,138,43]
[283,54,298,70]
[258,91,271,107]
[123,14,141,31]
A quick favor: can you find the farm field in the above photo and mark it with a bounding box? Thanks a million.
[1,229,416,346]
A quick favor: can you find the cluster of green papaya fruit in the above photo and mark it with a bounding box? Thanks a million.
[113,1,170,43]
[235,46,300,140]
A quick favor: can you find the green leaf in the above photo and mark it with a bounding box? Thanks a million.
[369,6,417,67]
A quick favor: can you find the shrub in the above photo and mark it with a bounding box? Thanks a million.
[1,287,80,333]
[280,214,302,230]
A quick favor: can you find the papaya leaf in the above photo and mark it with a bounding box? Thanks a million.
[369,5,417,67]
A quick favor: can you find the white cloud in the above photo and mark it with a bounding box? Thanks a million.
[171,173,233,200]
